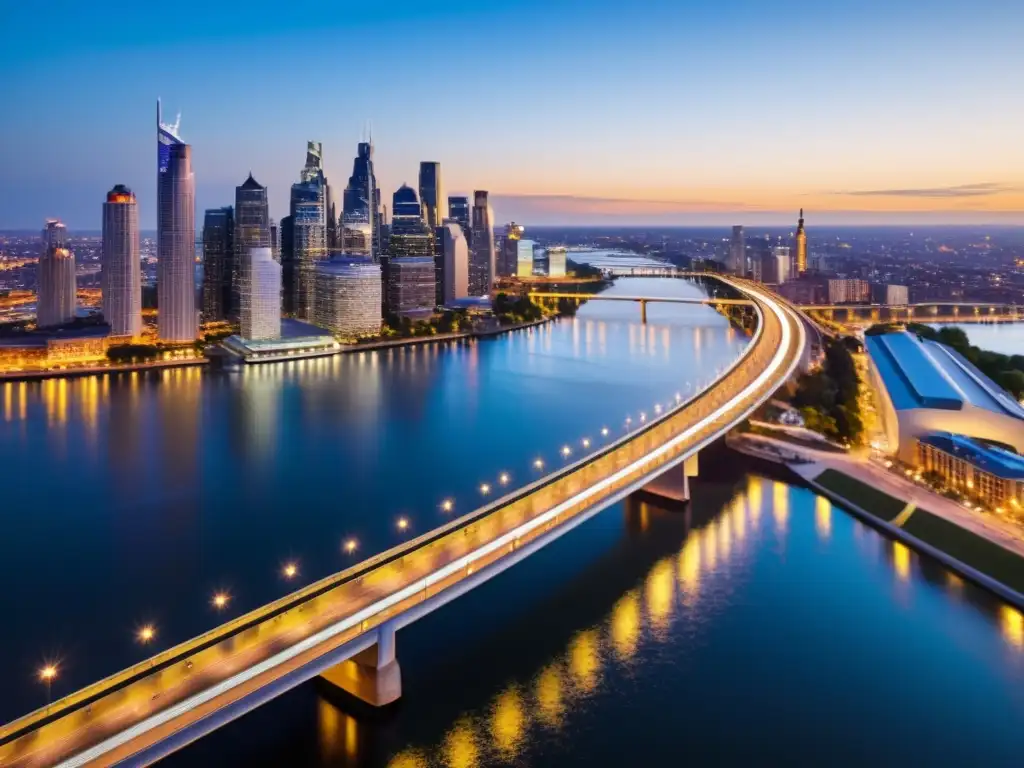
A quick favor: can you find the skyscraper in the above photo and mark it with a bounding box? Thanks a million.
[386,257,436,318]
[773,245,792,284]
[418,162,445,230]
[314,258,382,338]
[547,246,567,278]
[240,247,281,341]
[37,219,76,328]
[440,222,470,304]
[729,225,746,275]
[469,191,495,295]
[794,209,808,275]
[341,142,379,259]
[201,206,234,322]
[102,185,141,337]
[500,222,525,278]
[157,101,196,342]
[291,171,327,320]
[388,185,435,259]
[448,196,471,244]
[234,173,271,319]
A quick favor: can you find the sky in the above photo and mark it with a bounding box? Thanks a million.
[1,0,1023,229]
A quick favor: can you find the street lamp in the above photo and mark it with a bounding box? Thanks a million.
[39,664,57,704]
[343,538,358,555]
[561,445,572,458]
[601,427,610,437]
[212,592,230,610]
[582,438,591,449]
[534,458,545,470]
[397,517,409,532]
[137,625,156,644]
[499,472,511,485]
[480,483,492,494]
[441,499,454,513]
[282,562,298,580]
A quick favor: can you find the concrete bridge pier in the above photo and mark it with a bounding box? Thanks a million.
[319,622,401,707]
[640,299,648,324]
[641,453,699,505]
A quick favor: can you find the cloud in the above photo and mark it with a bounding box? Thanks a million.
[490,193,762,214]
[837,182,1015,199]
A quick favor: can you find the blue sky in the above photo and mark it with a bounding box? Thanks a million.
[2,0,1022,228]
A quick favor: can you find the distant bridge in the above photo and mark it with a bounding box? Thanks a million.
[800,302,1022,325]
[528,292,753,324]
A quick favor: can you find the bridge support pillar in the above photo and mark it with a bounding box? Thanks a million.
[641,453,699,505]
[640,299,648,324]
[319,622,401,708]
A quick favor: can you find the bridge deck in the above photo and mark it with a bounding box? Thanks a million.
[0,280,804,768]
[528,292,753,305]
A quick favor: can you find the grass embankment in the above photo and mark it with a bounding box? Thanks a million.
[814,469,1024,595]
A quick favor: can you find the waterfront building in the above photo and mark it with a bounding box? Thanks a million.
[157,101,196,342]
[201,206,234,322]
[314,258,382,338]
[386,256,436,318]
[448,195,471,245]
[37,219,76,328]
[794,208,808,275]
[388,185,434,259]
[291,177,328,320]
[440,222,470,304]
[101,185,142,337]
[501,222,525,278]
[470,191,495,295]
[548,246,567,278]
[915,432,1024,509]
[516,239,535,278]
[828,278,870,304]
[871,283,909,306]
[234,173,271,319]
[865,331,1024,462]
[418,162,445,230]
[729,225,746,275]
[240,247,281,341]
[341,142,379,259]
[279,214,295,315]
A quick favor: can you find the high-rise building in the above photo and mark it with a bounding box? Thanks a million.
[37,219,76,328]
[314,258,382,338]
[157,100,196,342]
[386,256,436,318]
[102,185,141,337]
[341,142,379,259]
[270,219,279,260]
[448,196,471,245]
[794,209,808,275]
[729,225,746,275]
[772,245,792,284]
[547,246,567,278]
[201,206,234,322]
[871,283,909,306]
[233,173,271,319]
[828,278,870,304]
[279,215,295,316]
[418,162,445,230]
[291,177,327,320]
[240,247,281,341]
[440,222,470,304]
[388,185,434,259]
[469,191,495,295]
[516,239,535,278]
[500,222,525,278]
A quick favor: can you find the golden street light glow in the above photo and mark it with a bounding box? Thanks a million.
[397,517,409,531]
[480,483,492,494]
[534,458,545,470]
[212,592,230,610]
[282,562,298,580]
[441,499,454,513]
[343,538,358,554]
[137,625,156,644]
[499,472,510,485]
[561,445,572,457]
[39,664,57,682]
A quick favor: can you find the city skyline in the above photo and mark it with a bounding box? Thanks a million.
[2,1,1022,228]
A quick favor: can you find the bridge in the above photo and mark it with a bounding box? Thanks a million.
[0,277,807,768]
[800,302,1022,326]
[528,291,753,324]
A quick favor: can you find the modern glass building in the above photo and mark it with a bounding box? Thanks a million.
[418,161,445,230]
[201,206,234,322]
[501,223,525,278]
[448,196,471,245]
[387,257,436,318]
[729,225,746,275]
[341,142,379,260]
[916,432,1024,509]
[291,178,327,320]
[314,258,382,339]
[469,191,495,296]
[37,219,76,328]
[240,247,281,341]
[547,246,567,278]
[440,222,470,304]
[157,101,197,342]
[388,185,434,259]
[233,173,271,319]
[516,239,536,278]
[101,185,141,337]
[279,215,294,315]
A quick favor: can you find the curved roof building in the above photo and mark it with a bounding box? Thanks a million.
[866,331,1024,461]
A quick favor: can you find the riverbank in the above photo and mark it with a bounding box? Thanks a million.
[0,356,206,383]
[342,317,553,354]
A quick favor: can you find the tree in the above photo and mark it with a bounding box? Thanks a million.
[997,370,1024,400]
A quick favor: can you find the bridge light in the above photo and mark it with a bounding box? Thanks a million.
[640,412,647,422]
[343,538,358,554]
[654,404,662,414]
[534,458,545,470]
[499,472,511,485]
[212,592,230,610]
[282,562,298,580]
[441,498,454,513]
[625,417,632,425]
[561,445,572,457]
[137,624,156,644]
[675,392,682,402]
[601,427,610,437]
[39,664,58,682]
[582,438,591,448]
[480,483,492,494]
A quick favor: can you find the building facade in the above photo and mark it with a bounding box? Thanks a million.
[729,225,746,274]
[314,258,382,338]
[547,246,567,278]
[157,102,197,342]
[515,239,535,278]
[387,257,436,318]
[388,185,434,259]
[341,142,379,259]
[291,178,327,320]
[828,278,871,304]
[240,247,281,341]
[794,209,807,275]
[234,173,271,319]
[101,185,142,337]
[916,432,1024,509]
[469,191,495,295]
[440,222,470,304]
[418,162,445,230]
[37,219,76,328]
[448,196,471,245]
[501,223,525,278]
[773,245,791,284]
[201,206,234,322]
[871,283,910,306]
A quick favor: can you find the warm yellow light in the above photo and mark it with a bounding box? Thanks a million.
[581,438,591,448]
[39,665,57,682]
[480,483,492,494]
[397,517,409,531]
[283,562,298,579]
[499,472,510,485]
[137,625,156,643]
[441,499,454,512]
[212,592,230,609]
[533,458,544,470]
[561,445,572,457]
[343,538,357,554]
